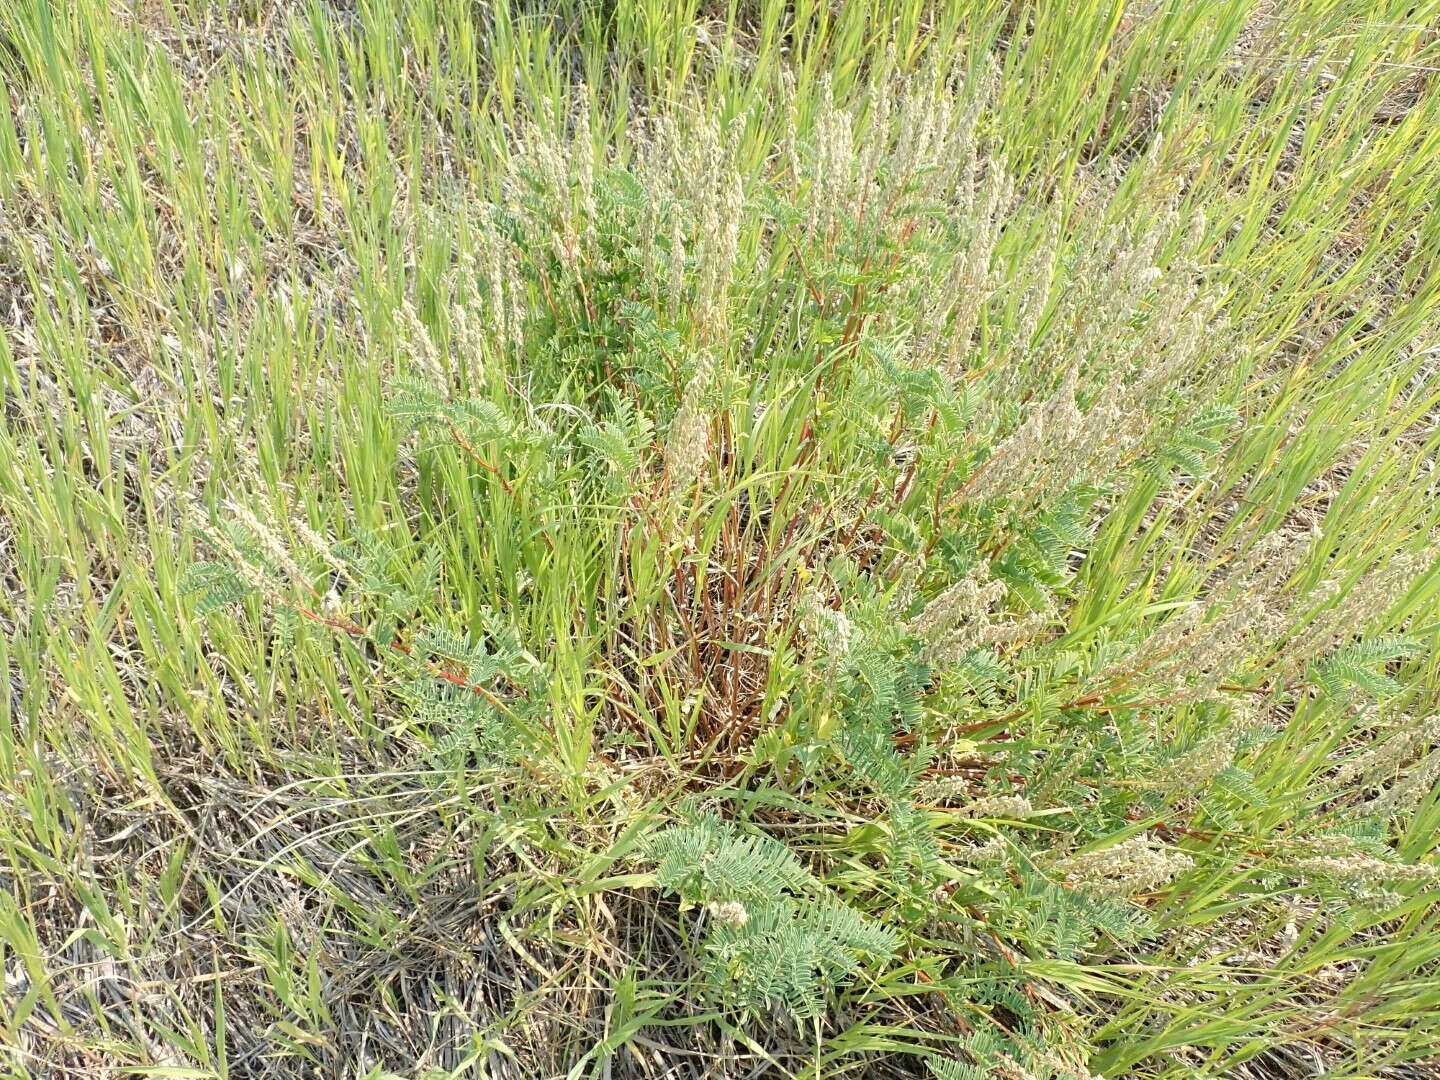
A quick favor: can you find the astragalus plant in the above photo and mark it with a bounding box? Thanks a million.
[181,51,1439,1079]
[3,0,1440,1076]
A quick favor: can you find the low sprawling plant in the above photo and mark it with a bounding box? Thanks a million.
[3,0,1438,1076]
[178,53,1439,1076]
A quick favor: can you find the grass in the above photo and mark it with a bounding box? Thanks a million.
[1,0,1438,1076]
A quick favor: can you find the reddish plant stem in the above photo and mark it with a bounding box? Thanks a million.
[288,600,515,714]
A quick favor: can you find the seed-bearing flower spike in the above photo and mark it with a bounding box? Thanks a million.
[190,507,275,596]
[228,501,311,589]
[959,795,1034,819]
[911,567,1007,663]
[801,590,853,676]
[1057,836,1194,899]
[398,301,446,384]
[1154,730,1240,791]
[667,217,687,319]
[1366,746,1440,816]
[664,348,718,493]
[705,899,750,928]
[293,519,349,579]
[1292,852,1440,890]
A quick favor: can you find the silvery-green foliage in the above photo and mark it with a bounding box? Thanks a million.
[642,817,897,1019]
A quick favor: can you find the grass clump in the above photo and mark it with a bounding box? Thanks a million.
[2,0,1439,1076]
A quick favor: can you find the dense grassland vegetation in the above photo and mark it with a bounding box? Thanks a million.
[2,0,1440,1076]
